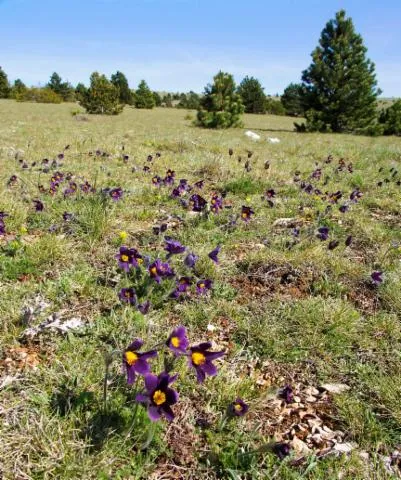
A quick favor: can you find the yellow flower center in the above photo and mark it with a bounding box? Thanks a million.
[234,403,243,412]
[121,254,129,262]
[150,266,157,275]
[242,212,248,218]
[137,258,143,264]
[125,351,138,366]
[199,283,205,289]
[171,336,180,348]
[192,352,206,366]
[153,390,166,406]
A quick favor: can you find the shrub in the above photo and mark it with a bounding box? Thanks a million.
[379,100,401,136]
[79,72,123,115]
[265,97,287,116]
[10,79,27,99]
[16,87,63,104]
[197,71,244,129]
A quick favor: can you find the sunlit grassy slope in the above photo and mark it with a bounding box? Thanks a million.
[0,100,400,479]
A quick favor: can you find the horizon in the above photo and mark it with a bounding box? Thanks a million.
[1,0,401,97]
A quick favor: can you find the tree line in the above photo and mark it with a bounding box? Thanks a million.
[0,10,400,134]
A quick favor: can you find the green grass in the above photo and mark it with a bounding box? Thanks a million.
[0,100,400,479]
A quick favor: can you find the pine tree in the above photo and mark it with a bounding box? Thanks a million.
[237,76,266,114]
[47,72,74,101]
[281,83,305,116]
[163,93,173,108]
[197,71,244,128]
[0,66,10,98]
[111,71,133,105]
[134,80,155,109]
[153,91,162,107]
[10,79,27,98]
[379,100,401,136]
[79,72,123,115]
[75,83,88,102]
[299,10,381,133]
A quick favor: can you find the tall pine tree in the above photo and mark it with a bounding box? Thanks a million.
[197,71,244,128]
[300,10,380,133]
[111,71,133,105]
[0,66,10,98]
[237,76,266,114]
[79,72,123,115]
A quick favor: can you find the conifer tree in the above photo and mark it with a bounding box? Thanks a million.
[281,83,305,116]
[79,72,123,115]
[134,80,155,109]
[379,100,401,136]
[197,71,244,128]
[111,71,133,105]
[11,79,27,98]
[47,72,74,101]
[237,76,266,114]
[299,10,381,133]
[0,66,10,98]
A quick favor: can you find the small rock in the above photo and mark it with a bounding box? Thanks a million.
[321,383,350,394]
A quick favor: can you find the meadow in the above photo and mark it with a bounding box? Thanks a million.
[0,100,400,479]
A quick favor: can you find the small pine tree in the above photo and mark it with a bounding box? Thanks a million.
[237,76,266,114]
[47,72,74,101]
[79,72,123,115]
[197,71,244,128]
[111,71,133,105]
[281,83,305,116]
[134,80,155,109]
[379,100,401,136]
[299,10,381,133]
[0,66,10,98]
[163,93,173,108]
[10,79,27,99]
[153,91,162,107]
[75,83,88,102]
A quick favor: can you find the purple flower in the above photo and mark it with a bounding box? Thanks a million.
[316,227,329,241]
[371,271,383,285]
[136,372,178,421]
[196,279,213,295]
[177,276,192,293]
[0,212,8,236]
[339,204,349,213]
[119,287,137,305]
[194,180,204,189]
[152,175,162,187]
[279,385,294,404]
[115,246,135,272]
[231,398,249,416]
[33,200,44,212]
[148,259,175,283]
[265,189,276,199]
[166,326,189,355]
[164,170,175,185]
[123,339,157,384]
[7,175,18,186]
[110,187,123,201]
[208,246,220,264]
[188,342,225,383]
[241,206,254,222]
[273,442,291,460]
[138,300,151,315]
[210,194,223,214]
[62,212,73,222]
[328,240,339,250]
[164,238,186,257]
[184,252,198,268]
[189,194,207,212]
[345,235,353,247]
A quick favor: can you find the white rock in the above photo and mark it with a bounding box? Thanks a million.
[268,137,280,143]
[321,383,350,394]
[245,130,261,141]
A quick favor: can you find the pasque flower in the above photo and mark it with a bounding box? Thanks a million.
[119,287,137,304]
[164,238,186,257]
[148,259,175,283]
[231,398,249,416]
[136,372,178,421]
[123,339,157,384]
[188,342,225,383]
[241,206,254,222]
[166,326,189,355]
[196,279,213,295]
[208,246,220,264]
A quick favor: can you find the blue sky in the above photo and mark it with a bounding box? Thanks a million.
[1,0,400,96]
